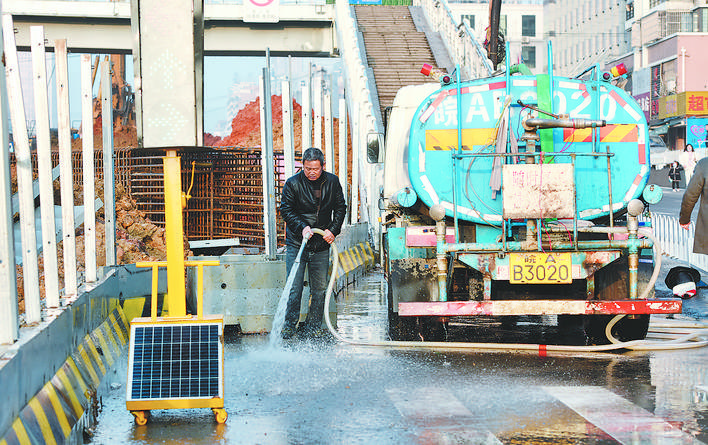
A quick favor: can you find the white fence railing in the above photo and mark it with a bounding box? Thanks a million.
[650,213,708,272]
[0,18,117,344]
[413,0,493,80]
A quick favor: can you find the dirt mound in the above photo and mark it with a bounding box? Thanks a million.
[216,95,303,151]
[15,178,188,317]
[212,94,352,183]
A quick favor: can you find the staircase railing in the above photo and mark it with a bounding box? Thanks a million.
[413,0,493,80]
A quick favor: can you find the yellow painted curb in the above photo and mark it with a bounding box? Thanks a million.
[0,306,130,445]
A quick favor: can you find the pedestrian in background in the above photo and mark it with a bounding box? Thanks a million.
[680,143,697,184]
[680,156,708,254]
[279,147,347,339]
[669,161,682,191]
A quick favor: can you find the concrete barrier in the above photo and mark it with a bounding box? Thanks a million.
[0,265,163,444]
[187,222,375,333]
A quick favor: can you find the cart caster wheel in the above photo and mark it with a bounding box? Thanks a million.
[213,408,228,424]
[131,410,150,426]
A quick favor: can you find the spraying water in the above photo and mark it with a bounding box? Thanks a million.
[269,237,309,347]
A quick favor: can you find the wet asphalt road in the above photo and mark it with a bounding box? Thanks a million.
[90,271,708,444]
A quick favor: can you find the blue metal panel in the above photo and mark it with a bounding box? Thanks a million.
[407,76,649,224]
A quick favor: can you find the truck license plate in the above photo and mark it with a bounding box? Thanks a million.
[509,252,572,284]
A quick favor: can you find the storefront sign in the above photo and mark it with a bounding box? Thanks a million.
[650,65,661,119]
[687,92,708,115]
[653,92,708,121]
[687,117,708,150]
[633,92,650,121]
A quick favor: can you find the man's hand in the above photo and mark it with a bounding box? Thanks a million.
[322,229,335,244]
[302,226,314,240]
[681,223,691,230]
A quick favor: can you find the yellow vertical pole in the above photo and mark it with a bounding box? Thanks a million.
[151,265,158,321]
[163,149,186,317]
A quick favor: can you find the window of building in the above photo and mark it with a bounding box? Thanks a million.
[461,14,475,30]
[522,15,536,37]
[681,13,692,32]
[649,0,667,7]
[521,46,536,68]
[626,2,634,20]
[697,8,708,32]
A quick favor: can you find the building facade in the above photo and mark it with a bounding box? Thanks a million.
[544,0,630,77]
[614,0,708,151]
[447,0,545,74]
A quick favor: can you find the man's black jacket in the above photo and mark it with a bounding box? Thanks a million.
[280,170,347,252]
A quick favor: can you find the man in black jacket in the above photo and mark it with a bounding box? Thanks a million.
[279,147,347,339]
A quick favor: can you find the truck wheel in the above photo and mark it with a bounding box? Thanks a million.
[418,318,447,342]
[584,314,650,345]
[388,313,417,341]
[387,283,416,341]
[588,256,653,344]
[558,314,587,344]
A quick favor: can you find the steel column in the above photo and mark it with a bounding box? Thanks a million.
[351,101,359,224]
[80,55,97,282]
[302,78,311,150]
[0,11,18,344]
[313,69,323,151]
[55,39,78,300]
[30,26,60,308]
[324,89,334,173]
[3,15,41,323]
[282,80,295,179]
[101,60,116,267]
[259,54,277,260]
[338,96,348,224]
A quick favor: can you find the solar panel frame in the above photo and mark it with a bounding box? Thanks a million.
[126,320,224,402]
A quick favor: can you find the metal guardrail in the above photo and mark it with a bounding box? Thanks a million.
[650,213,708,272]
[413,0,493,80]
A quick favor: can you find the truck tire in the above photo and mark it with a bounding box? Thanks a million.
[386,281,447,341]
[418,318,447,342]
[387,282,417,341]
[584,314,650,345]
[586,256,653,344]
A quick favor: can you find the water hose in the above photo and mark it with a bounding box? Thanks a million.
[315,229,708,353]
[269,237,309,345]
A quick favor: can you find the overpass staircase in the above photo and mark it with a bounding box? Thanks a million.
[353,5,452,121]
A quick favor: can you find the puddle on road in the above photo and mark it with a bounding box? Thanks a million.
[88,270,708,444]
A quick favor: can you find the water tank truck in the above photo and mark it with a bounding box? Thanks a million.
[372,60,681,344]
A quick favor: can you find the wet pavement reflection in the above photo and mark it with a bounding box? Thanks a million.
[91,270,708,444]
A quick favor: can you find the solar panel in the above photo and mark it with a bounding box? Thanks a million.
[126,321,223,402]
